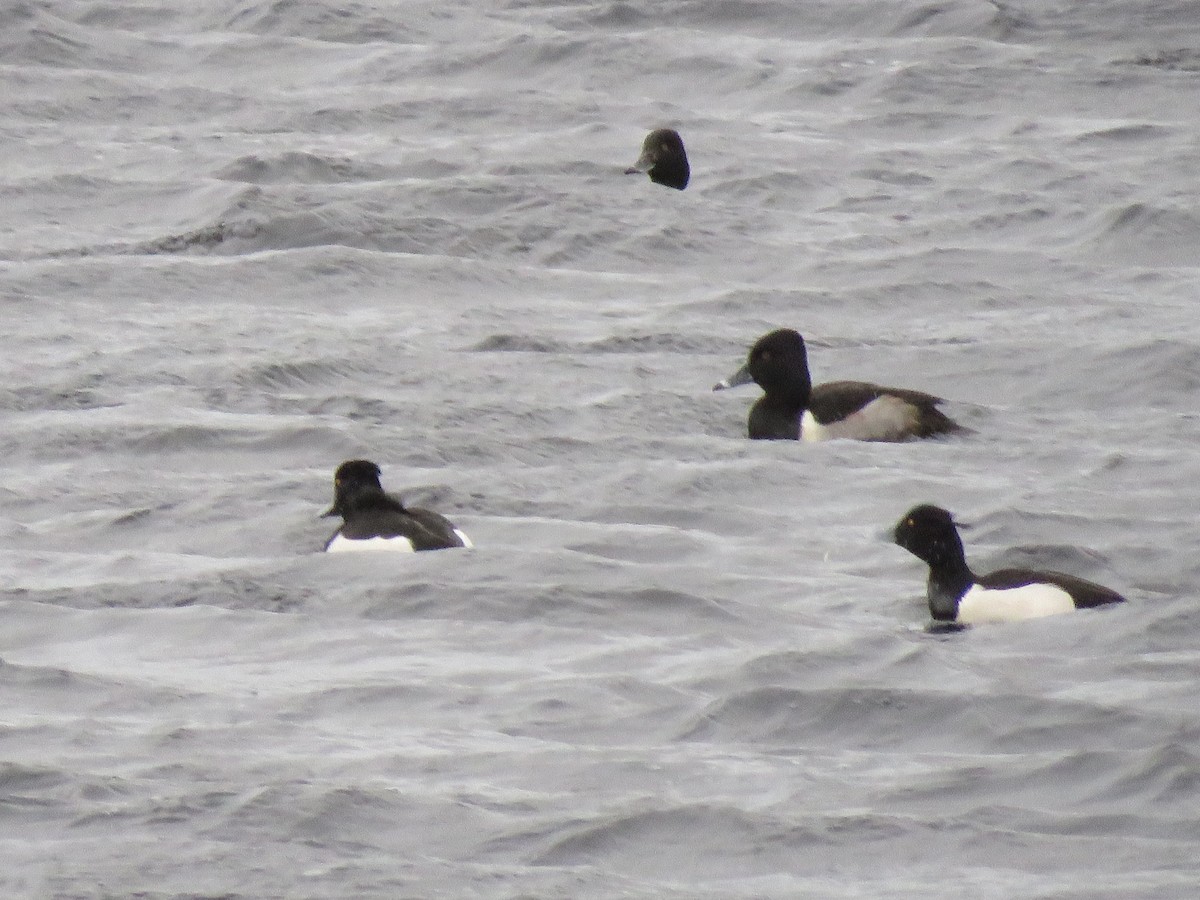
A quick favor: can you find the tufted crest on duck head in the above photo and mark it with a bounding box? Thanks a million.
[334,459,383,490]
[892,504,965,567]
[625,128,690,190]
[325,459,386,518]
[746,329,811,395]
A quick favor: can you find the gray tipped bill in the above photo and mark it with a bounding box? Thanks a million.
[713,361,755,391]
[624,151,651,175]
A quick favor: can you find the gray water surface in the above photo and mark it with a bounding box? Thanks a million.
[2,1,1199,897]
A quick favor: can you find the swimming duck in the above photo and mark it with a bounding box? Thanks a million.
[714,328,963,441]
[322,459,472,553]
[625,128,690,190]
[892,503,1125,624]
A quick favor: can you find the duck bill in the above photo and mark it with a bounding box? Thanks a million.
[320,504,340,519]
[624,150,653,175]
[712,361,755,391]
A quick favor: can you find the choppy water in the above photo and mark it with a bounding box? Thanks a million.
[3,1,1200,897]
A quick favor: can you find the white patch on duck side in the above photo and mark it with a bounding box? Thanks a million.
[955,581,1077,624]
[801,396,920,442]
[325,533,415,553]
[799,409,830,442]
[453,529,474,549]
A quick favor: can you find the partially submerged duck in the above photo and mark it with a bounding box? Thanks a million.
[625,128,690,190]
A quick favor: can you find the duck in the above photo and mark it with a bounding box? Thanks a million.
[892,503,1125,624]
[322,459,472,553]
[713,328,963,441]
[625,128,690,190]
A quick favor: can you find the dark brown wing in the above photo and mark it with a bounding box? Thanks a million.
[333,492,465,551]
[810,380,962,438]
[980,568,1125,608]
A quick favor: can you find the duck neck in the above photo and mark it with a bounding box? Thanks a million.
[749,390,808,440]
[753,368,812,438]
[344,485,404,515]
[650,159,688,190]
[923,537,975,621]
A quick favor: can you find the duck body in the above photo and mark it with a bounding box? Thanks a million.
[323,459,471,553]
[715,329,962,442]
[892,504,1125,624]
